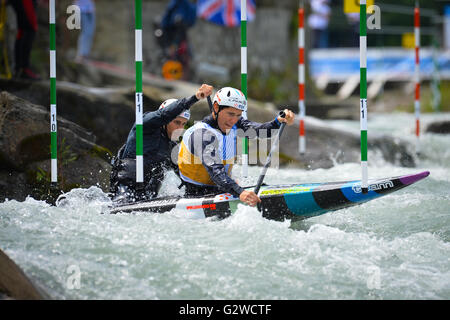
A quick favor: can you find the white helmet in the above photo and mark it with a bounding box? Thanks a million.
[213,87,247,112]
[159,98,190,120]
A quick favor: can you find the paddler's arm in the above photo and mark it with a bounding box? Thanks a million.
[143,96,198,128]
[205,163,260,206]
[206,164,244,196]
[237,109,295,138]
[203,161,261,206]
[143,84,213,128]
[189,129,244,197]
[189,128,261,206]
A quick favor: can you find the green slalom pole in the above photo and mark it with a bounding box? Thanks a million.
[49,0,57,185]
[241,0,248,178]
[135,0,144,187]
[360,0,368,194]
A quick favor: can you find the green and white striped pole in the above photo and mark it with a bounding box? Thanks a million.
[135,0,144,187]
[360,0,368,194]
[49,0,57,184]
[241,0,248,178]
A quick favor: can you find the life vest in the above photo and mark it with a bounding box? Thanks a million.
[178,122,237,186]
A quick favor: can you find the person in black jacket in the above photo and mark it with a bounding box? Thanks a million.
[10,0,41,79]
[110,84,213,203]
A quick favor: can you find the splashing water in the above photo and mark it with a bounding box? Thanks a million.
[0,113,449,299]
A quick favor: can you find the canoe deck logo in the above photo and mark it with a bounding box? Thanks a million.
[260,186,312,196]
[352,180,394,193]
[146,198,179,207]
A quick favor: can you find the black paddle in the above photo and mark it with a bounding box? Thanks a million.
[207,95,214,112]
[254,111,287,195]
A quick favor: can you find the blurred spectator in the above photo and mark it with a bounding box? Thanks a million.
[445,5,450,50]
[10,0,40,79]
[155,0,196,78]
[308,0,331,48]
[75,0,95,63]
[161,0,196,31]
[346,12,359,47]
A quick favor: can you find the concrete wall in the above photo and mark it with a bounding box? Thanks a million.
[39,0,297,83]
[189,7,294,75]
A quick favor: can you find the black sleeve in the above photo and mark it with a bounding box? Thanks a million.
[189,128,244,197]
[237,117,281,139]
[143,95,198,128]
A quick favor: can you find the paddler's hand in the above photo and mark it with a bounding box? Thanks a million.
[277,109,295,126]
[239,190,261,207]
[196,84,214,100]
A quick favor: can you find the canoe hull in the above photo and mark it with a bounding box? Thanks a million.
[110,171,430,221]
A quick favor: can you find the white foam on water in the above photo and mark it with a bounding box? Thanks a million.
[1,112,449,299]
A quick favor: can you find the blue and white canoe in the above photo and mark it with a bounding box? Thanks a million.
[110,171,430,221]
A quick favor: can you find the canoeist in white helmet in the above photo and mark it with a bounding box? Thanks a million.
[110,84,213,203]
[178,87,295,207]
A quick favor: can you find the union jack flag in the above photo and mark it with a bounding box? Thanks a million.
[197,0,256,27]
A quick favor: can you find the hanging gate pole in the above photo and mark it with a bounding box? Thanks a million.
[49,0,57,185]
[414,1,421,154]
[298,1,305,155]
[135,0,144,188]
[241,0,249,178]
[360,0,368,194]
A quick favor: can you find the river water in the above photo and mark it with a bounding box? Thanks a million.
[1,112,449,299]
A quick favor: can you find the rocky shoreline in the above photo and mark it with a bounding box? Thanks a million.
[0,248,49,300]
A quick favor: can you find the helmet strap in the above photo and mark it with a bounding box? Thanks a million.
[213,105,230,134]
[212,103,222,122]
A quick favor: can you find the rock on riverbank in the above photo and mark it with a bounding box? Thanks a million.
[426,120,450,134]
[0,248,49,299]
[0,91,111,202]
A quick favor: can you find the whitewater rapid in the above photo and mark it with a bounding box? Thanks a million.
[0,112,449,299]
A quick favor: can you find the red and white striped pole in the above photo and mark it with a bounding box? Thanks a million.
[298,1,305,155]
[414,1,420,154]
